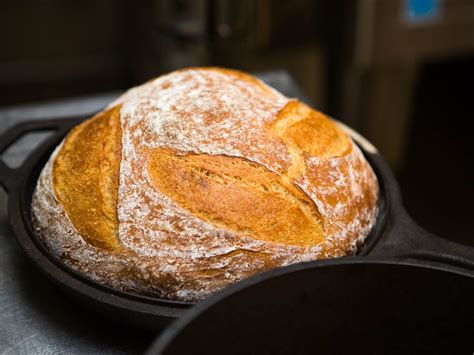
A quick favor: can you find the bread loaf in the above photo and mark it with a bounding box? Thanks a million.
[32,67,378,301]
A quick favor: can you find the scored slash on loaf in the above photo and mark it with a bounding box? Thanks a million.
[32,67,379,301]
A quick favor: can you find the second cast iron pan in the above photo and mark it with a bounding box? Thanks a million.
[147,259,474,354]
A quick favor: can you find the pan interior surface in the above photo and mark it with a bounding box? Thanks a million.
[149,262,474,354]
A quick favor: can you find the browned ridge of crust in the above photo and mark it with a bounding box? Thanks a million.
[272,101,352,159]
[271,100,352,182]
[52,105,122,250]
[147,148,325,247]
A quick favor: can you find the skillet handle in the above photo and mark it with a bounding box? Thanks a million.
[363,151,474,270]
[0,118,83,193]
[372,209,474,270]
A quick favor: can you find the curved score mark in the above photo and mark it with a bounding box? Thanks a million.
[147,148,324,247]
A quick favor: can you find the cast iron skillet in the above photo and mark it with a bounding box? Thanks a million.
[0,117,473,330]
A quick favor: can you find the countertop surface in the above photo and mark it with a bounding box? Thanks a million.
[0,71,307,354]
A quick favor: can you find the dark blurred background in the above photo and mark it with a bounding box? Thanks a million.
[0,0,472,244]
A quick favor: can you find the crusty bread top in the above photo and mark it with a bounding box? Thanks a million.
[32,67,379,301]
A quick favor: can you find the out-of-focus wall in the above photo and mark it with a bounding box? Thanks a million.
[0,0,328,107]
[0,0,131,104]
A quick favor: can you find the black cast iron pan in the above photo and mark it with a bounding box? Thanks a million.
[147,258,474,354]
[0,116,473,330]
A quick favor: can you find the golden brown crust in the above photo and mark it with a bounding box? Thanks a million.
[272,101,352,159]
[52,105,122,250]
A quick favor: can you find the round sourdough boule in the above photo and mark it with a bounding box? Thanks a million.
[31,67,379,301]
